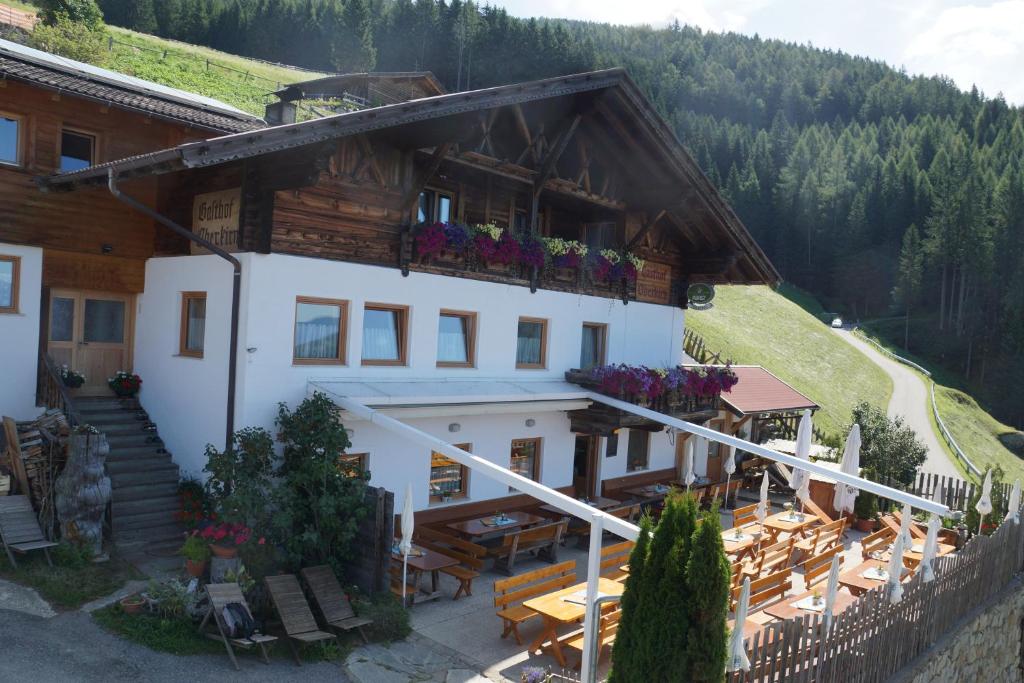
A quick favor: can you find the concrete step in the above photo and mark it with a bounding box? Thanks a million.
[106,456,175,475]
[77,409,148,422]
[106,433,163,448]
[112,495,180,518]
[111,481,179,503]
[108,466,180,488]
[75,398,141,412]
[106,446,168,462]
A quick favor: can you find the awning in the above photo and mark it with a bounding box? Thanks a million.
[715,366,819,416]
[308,378,591,419]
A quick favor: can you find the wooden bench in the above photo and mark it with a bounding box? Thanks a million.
[732,503,760,530]
[742,538,794,580]
[794,518,846,559]
[490,519,568,575]
[800,543,844,588]
[414,526,486,599]
[734,568,792,624]
[575,504,640,547]
[0,494,56,568]
[600,540,634,581]
[389,564,418,604]
[561,607,622,669]
[494,560,576,645]
[860,526,896,560]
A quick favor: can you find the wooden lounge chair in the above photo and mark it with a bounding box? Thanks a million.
[198,583,278,670]
[493,560,576,645]
[0,495,56,567]
[490,519,567,575]
[300,565,373,643]
[264,574,337,665]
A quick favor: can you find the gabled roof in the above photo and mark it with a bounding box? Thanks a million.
[715,366,819,416]
[274,71,446,102]
[0,38,264,133]
[35,67,780,284]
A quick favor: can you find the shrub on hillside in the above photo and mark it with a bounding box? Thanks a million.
[851,401,927,488]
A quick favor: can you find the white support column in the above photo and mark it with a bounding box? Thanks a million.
[580,514,605,683]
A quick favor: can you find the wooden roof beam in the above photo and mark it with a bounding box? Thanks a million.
[625,209,666,251]
[402,142,453,213]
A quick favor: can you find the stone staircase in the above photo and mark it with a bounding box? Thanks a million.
[72,396,184,550]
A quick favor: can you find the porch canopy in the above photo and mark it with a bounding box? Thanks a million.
[711,365,820,416]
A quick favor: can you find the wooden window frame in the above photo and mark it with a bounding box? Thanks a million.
[515,316,548,370]
[293,296,349,366]
[510,437,542,483]
[430,443,471,504]
[0,111,24,168]
[361,302,409,367]
[580,322,608,369]
[418,187,456,223]
[0,255,19,314]
[626,430,650,472]
[178,291,206,358]
[59,126,98,172]
[436,309,477,368]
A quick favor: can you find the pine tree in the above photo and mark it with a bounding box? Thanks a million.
[608,514,652,682]
[893,223,924,350]
[684,506,731,682]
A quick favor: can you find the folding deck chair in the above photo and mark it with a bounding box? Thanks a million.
[265,574,337,665]
[197,582,277,670]
[0,495,56,568]
[300,565,373,643]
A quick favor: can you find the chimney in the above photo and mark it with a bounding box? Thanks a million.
[264,101,297,125]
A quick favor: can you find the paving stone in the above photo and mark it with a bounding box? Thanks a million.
[0,577,56,618]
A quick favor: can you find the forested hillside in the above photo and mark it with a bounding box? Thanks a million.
[47,1,1024,428]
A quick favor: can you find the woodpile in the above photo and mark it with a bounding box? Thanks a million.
[1,409,70,538]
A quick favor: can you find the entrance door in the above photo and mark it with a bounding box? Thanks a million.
[48,290,133,395]
[572,435,600,498]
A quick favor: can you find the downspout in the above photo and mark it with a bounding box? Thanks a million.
[107,169,240,452]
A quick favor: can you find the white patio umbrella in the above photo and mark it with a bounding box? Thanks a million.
[975,469,993,535]
[723,445,737,508]
[683,438,696,491]
[920,514,941,583]
[887,531,906,604]
[823,554,842,630]
[790,409,813,508]
[899,502,914,549]
[1005,479,1021,525]
[755,472,769,552]
[727,577,752,672]
[399,482,415,606]
[833,424,861,516]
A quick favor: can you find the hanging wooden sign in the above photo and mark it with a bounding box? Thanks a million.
[636,261,672,304]
[190,188,241,255]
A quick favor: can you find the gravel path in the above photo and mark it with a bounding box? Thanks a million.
[831,328,959,479]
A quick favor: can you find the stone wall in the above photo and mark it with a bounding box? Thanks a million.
[897,578,1024,683]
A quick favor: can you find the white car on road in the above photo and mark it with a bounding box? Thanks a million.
[831,317,843,328]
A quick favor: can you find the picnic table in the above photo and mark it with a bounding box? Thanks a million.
[761,587,858,621]
[445,511,546,539]
[523,577,625,667]
[838,559,907,597]
[721,527,761,560]
[761,509,817,544]
[539,496,621,516]
[622,483,674,501]
[391,543,458,602]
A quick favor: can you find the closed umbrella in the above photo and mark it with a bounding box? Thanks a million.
[1005,479,1021,525]
[755,472,769,552]
[975,469,993,536]
[833,424,861,516]
[790,410,813,507]
[723,445,737,508]
[727,577,752,672]
[920,514,940,583]
[887,531,906,604]
[399,482,415,606]
[823,554,841,630]
[684,438,696,491]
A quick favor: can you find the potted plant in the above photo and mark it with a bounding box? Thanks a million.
[59,365,86,390]
[119,594,146,615]
[198,520,252,559]
[179,532,211,577]
[853,490,879,532]
[108,370,142,397]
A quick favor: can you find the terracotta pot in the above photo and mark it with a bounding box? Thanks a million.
[120,596,145,615]
[855,517,877,533]
[185,558,207,578]
[210,544,238,559]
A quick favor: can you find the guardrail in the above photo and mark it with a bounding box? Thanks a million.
[853,329,981,477]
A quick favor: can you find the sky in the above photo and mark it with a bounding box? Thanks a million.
[490,0,1024,105]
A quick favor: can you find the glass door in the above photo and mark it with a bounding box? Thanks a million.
[48,290,133,394]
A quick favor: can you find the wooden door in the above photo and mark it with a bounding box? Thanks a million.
[572,435,599,498]
[47,290,133,395]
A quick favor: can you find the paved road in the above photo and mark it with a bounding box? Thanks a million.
[831,328,960,479]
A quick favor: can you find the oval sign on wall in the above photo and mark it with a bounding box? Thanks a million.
[687,283,716,310]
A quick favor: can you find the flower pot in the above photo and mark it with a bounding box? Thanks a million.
[185,558,207,578]
[210,544,238,559]
[111,386,137,398]
[855,517,877,533]
[120,595,145,615]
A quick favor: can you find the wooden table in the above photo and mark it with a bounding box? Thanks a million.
[622,484,673,501]
[762,510,817,544]
[523,577,625,667]
[838,559,898,597]
[539,496,621,516]
[445,511,546,538]
[392,544,459,602]
[762,588,858,621]
[721,527,761,560]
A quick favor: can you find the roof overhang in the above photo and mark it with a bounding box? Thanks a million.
[691,365,819,416]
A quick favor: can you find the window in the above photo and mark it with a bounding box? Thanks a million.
[437,310,476,367]
[338,452,368,477]
[584,222,619,251]
[510,438,541,482]
[430,444,470,502]
[362,303,408,366]
[60,129,95,172]
[516,317,547,369]
[580,323,607,370]
[626,430,650,471]
[177,292,206,357]
[294,297,347,364]
[0,255,19,314]
[418,188,454,223]
[0,114,21,166]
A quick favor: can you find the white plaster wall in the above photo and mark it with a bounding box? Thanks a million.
[133,254,245,476]
[0,242,42,420]
[599,428,678,481]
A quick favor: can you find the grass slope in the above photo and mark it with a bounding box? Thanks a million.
[686,284,893,438]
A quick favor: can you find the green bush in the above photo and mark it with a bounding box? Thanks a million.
[30,12,106,63]
[854,490,878,520]
[355,593,411,642]
[203,426,274,529]
[851,402,928,488]
[178,534,210,563]
[51,540,92,569]
[685,507,731,682]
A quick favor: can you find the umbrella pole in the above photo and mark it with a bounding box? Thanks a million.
[402,555,409,607]
[725,473,732,509]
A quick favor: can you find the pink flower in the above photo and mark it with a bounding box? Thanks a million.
[258,537,266,545]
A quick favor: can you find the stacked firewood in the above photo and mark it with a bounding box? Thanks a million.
[3,409,70,537]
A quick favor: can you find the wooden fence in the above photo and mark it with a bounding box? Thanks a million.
[349,486,394,594]
[727,508,1024,682]
[878,471,1012,518]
